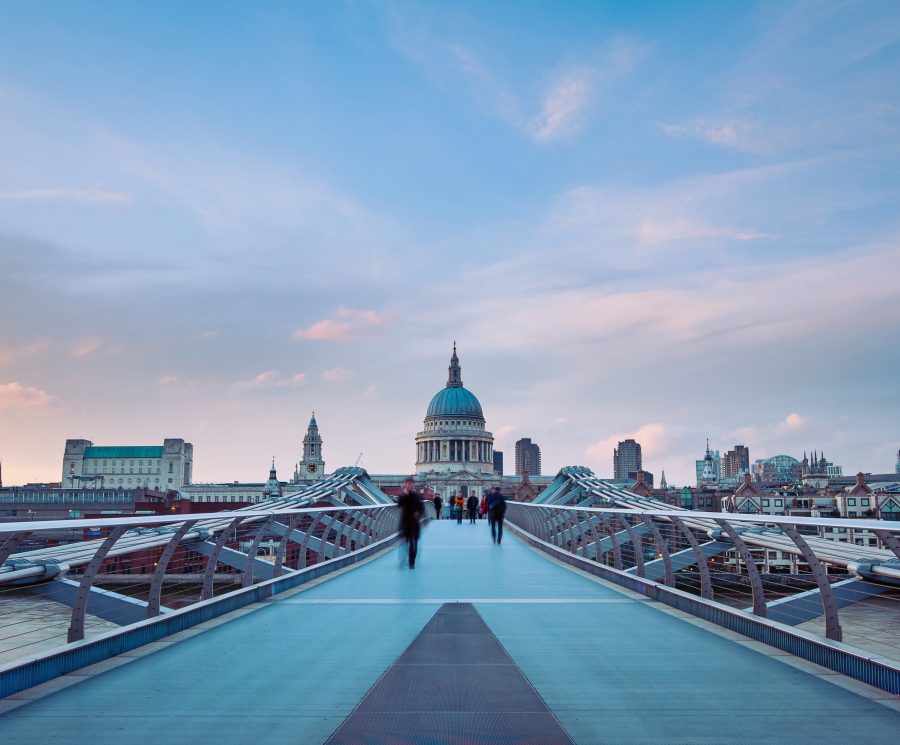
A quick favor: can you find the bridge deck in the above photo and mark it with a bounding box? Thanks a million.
[1,520,898,744]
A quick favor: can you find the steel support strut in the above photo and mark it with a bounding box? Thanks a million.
[671,517,714,600]
[201,517,243,600]
[148,520,197,618]
[68,526,128,643]
[715,519,767,617]
[779,523,842,641]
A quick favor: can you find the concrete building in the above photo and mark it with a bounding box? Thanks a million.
[515,438,541,477]
[721,445,749,482]
[613,439,642,481]
[61,438,192,491]
[493,451,503,476]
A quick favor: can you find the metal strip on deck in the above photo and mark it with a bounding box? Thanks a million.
[325,603,574,745]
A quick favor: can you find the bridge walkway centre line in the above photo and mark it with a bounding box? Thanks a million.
[0,519,897,744]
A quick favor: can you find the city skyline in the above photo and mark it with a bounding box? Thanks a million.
[1,2,898,486]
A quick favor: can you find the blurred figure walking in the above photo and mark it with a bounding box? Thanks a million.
[487,486,507,545]
[466,493,478,524]
[398,478,423,568]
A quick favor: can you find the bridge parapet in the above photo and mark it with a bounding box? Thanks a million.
[506,500,900,695]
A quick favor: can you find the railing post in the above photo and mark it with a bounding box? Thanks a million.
[670,517,714,600]
[148,520,197,617]
[600,515,623,570]
[779,523,842,642]
[0,531,30,565]
[273,513,304,575]
[643,516,674,586]
[873,529,900,561]
[715,518,767,617]
[201,517,243,600]
[242,515,276,588]
[621,515,645,577]
[68,525,128,643]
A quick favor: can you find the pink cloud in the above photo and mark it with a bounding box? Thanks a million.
[231,370,307,393]
[70,338,103,359]
[586,422,669,465]
[158,376,179,385]
[777,412,810,431]
[0,381,55,409]
[321,367,355,382]
[293,307,390,342]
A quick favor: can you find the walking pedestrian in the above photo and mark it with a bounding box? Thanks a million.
[466,493,478,524]
[433,494,443,520]
[453,493,464,524]
[479,495,487,520]
[487,486,507,545]
[397,478,423,568]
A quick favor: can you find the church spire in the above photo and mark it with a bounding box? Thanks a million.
[447,341,463,388]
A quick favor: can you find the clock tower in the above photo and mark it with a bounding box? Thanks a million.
[295,412,325,481]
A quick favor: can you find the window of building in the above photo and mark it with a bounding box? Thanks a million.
[762,499,770,507]
[848,498,856,506]
[861,498,870,506]
[774,499,783,507]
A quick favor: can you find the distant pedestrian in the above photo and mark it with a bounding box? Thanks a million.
[479,495,487,520]
[466,494,478,524]
[433,494,443,519]
[397,478,423,568]
[487,486,507,544]
[453,493,464,524]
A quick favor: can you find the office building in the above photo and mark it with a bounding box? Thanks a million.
[515,438,541,477]
[613,439,642,481]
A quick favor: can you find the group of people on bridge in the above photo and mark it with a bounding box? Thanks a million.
[397,483,507,568]
[431,488,506,540]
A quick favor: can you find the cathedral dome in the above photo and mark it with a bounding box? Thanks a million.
[424,343,484,421]
[426,386,484,419]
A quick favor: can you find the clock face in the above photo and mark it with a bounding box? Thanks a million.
[306,463,317,473]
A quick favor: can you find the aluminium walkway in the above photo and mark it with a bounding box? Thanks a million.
[0,519,898,744]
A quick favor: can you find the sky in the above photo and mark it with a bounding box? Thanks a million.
[1,0,899,487]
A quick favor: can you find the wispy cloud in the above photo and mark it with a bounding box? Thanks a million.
[231,370,307,393]
[70,338,103,359]
[321,367,355,382]
[1,188,132,204]
[528,70,592,141]
[659,117,762,152]
[198,330,218,340]
[0,339,49,366]
[293,307,391,342]
[158,375,179,385]
[0,381,55,409]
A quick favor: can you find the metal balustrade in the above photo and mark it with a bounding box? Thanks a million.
[506,502,900,666]
[0,497,407,667]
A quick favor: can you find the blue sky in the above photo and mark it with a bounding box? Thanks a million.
[1,0,899,486]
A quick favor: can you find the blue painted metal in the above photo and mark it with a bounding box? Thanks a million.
[505,519,900,695]
[0,531,403,699]
[766,578,894,626]
[626,540,732,582]
[28,578,165,626]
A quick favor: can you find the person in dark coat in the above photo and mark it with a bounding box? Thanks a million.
[487,486,507,544]
[433,494,443,519]
[466,494,478,524]
[397,478,423,568]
